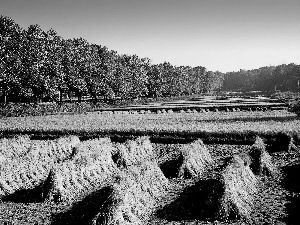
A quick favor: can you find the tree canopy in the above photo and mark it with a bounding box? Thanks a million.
[1,15,299,103]
[0,15,223,103]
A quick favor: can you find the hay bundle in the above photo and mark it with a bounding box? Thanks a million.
[167,109,173,114]
[46,138,119,203]
[249,136,278,177]
[113,136,156,168]
[288,137,300,152]
[89,176,141,225]
[93,161,169,224]
[28,136,80,163]
[0,154,53,199]
[0,135,31,161]
[216,154,257,220]
[178,139,214,179]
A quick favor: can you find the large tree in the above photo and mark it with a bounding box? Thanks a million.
[0,16,24,102]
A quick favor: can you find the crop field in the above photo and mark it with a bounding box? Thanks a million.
[0,110,299,135]
[0,106,299,224]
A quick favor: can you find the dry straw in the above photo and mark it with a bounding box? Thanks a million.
[0,153,53,199]
[28,136,80,163]
[113,136,156,168]
[288,137,300,152]
[46,138,119,203]
[249,136,279,177]
[178,139,214,179]
[216,154,257,220]
[0,136,80,200]
[0,135,31,162]
[92,161,169,225]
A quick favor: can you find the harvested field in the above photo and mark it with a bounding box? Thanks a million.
[0,142,297,224]
[0,108,299,224]
[0,110,299,140]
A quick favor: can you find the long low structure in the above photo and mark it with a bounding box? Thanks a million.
[94,102,287,114]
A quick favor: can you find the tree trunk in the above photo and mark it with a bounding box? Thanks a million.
[58,90,62,103]
[92,93,98,104]
[3,89,7,103]
[68,92,72,102]
[78,93,82,103]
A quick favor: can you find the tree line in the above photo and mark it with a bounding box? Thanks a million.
[0,16,223,103]
[222,64,300,92]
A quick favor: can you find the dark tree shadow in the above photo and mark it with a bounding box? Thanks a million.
[267,132,293,152]
[282,162,300,225]
[159,154,183,179]
[51,186,113,225]
[187,115,298,124]
[155,179,236,221]
[0,171,54,203]
[1,181,47,203]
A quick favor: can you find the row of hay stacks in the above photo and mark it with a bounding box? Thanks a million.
[51,137,169,225]
[156,153,259,222]
[0,134,280,223]
[90,137,169,224]
[206,136,280,220]
[156,136,280,222]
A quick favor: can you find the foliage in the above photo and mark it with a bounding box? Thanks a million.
[222,64,300,92]
[0,15,223,104]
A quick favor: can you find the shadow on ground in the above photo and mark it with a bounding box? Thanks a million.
[188,115,298,123]
[155,179,237,221]
[1,182,46,203]
[159,154,183,179]
[51,186,112,225]
[282,161,300,225]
